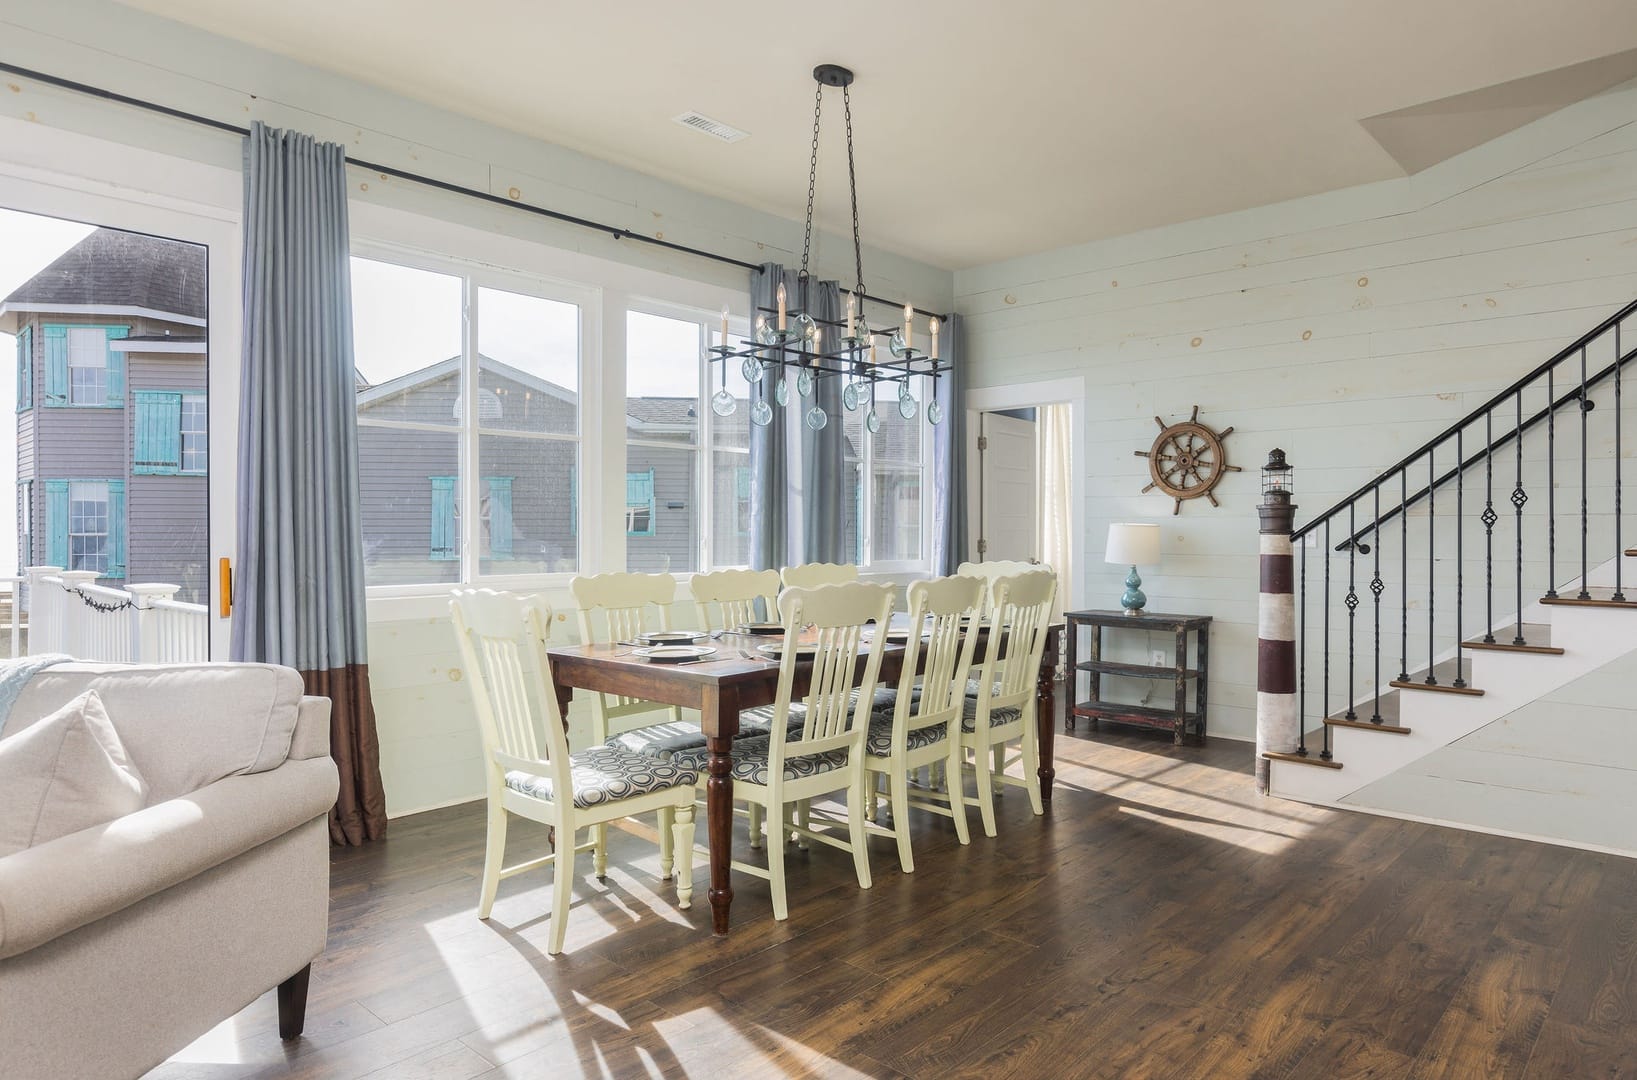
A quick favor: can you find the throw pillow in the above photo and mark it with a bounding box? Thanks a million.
[0,689,147,858]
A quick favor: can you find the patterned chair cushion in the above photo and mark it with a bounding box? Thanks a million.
[505,745,697,809]
[667,735,772,773]
[961,694,1023,732]
[606,720,709,760]
[718,745,851,786]
[742,686,900,734]
[864,716,949,757]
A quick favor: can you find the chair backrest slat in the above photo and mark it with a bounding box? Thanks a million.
[975,571,1058,706]
[957,560,1050,616]
[892,575,984,738]
[571,571,677,715]
[691,568,780,631]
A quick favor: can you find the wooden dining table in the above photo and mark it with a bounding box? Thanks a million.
[545,621,1062,935]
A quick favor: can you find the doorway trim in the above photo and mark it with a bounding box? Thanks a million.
[966,375,1086,611]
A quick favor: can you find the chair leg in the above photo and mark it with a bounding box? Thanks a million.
[748,801,763,849]
[796,799,811,849]
[658,806,675,880]
[277,963,310,1041]
[548,830,576,955]
[890,769,914,873]
[478,801,508,919]
[993,744,1007,796]
[848,776,874,890]
[865,773,880,823]
[975,741,999,838]
[947,745,971,845]
[768,801,789,921]
[1024,724,1044,816]
[673,803,695,909]
[593,823,608,880]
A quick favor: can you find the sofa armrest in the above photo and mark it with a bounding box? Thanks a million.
[289,695,332,761]
[0,756,338,960]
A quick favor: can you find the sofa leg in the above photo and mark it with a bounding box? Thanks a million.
[278,964,311,1041]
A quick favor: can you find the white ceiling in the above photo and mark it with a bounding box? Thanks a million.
[114,0,1637,269]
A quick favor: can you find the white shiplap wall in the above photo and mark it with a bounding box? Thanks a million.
[957,85,1637,743]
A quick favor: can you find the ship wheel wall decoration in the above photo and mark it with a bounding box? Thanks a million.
[1134,405,1242,514]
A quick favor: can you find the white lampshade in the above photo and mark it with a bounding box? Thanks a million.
[1105,523,1160,567]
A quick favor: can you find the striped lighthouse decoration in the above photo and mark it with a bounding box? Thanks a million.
[1256,449,1298,795]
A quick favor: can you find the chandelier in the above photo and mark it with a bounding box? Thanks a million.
[708,63,950,432]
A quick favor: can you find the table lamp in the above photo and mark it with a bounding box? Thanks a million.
[1105,523,1160,615]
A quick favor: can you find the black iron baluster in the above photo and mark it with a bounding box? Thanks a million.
[1482,411,1496,643]
[1299,541,1308,756]
[1453,428,1467,688]
[1400,468,1409,681]
[1371,483,1383,723]
[1426,449,1438,685]
[1618,323,1626,603]
[1345,504,1358,718]
[1547,367,1557,599]
[1322,519,1332,760]
[1513,389,1527,645]
[1580,345,1591,600]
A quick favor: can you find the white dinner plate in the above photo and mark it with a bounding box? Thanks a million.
[633,645,717,663]
[739,622,785,635]
[639,631,704,645]
[757,642,818,658]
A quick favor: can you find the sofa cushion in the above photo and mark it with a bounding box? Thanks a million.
[6,664,305,805]
[0,691,147,858]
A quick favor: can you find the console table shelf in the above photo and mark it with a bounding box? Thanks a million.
[1065,609,1211,745]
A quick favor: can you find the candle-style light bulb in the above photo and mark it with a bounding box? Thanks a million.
[811,326,822,354]
[776,282,787,330]
[870,334,878,365]
[903,302,913,347]
[930,316,940,361]
[720,305,730,347]
[846,293,856,338]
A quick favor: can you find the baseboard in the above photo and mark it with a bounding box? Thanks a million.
[387,793,484,821]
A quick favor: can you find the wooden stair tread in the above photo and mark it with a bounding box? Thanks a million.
[1626,548,1637,557]
[1328,690,1401,725]
[1462,621,1564,655]
[1263,750,1342,770]
[1540,588,1637,609]
[1325,716,1411,734]
[1390,658,1483,697]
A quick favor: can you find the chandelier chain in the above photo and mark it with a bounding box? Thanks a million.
[799,79,823,281]
[843,85,864,299]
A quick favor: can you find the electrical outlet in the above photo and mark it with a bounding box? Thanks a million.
[1151,649,1166,668]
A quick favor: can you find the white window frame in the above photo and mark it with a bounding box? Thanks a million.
[66,326,108,405]
[67,480,110,574]
[179,392,207,474]
[855,370,935,574]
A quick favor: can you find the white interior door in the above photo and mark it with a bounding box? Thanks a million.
[978,412,1037,562]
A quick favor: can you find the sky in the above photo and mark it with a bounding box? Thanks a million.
[0,208,97,573]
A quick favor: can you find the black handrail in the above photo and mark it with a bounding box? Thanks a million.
[1320,342,1637,551]
[1294,297,1637,542]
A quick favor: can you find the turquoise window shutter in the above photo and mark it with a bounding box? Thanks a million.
[104,327,130,406]
[42,325,67,406]
[45,480,68,566]
[626,469,656,537]
[134,392,182,474]
[15,326,31,412]
[107,480,126,578]
[487,477,513,558]
[430,476,457,561]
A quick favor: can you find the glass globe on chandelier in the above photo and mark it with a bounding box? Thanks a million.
[707,63,952,429]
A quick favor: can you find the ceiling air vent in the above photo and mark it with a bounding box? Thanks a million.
[673,111,749,143]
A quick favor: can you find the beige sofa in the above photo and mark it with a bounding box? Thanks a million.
[0,662,338,1080]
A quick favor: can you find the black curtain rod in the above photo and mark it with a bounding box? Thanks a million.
[0,59,949,320]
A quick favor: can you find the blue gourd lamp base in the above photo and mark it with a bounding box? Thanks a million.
[1120,565,1147,615]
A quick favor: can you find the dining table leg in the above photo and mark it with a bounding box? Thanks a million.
[701,685,735,935]
[1037,625,1060,804]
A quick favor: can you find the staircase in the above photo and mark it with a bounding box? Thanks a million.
[1263,297,1637,842]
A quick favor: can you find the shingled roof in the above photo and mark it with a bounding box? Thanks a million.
[2,228,206,321]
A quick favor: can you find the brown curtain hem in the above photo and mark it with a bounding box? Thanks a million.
[303,664,388,845]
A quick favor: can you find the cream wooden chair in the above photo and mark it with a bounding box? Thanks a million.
[679,581,894,921]
[450,589,697,954]
[779,562,859,590]
[691,568,781,631]
[958,570,1058,837]
[862,574,984,872]
[570,571,686,745]
[957,560,1046,615]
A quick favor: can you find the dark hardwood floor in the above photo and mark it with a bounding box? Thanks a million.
[149,703,1637,1079]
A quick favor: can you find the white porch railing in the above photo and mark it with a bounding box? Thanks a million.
[21,566,211,663]
[0,576,23,659]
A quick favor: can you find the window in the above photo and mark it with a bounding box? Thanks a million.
[15,325,31,412]
[710,330,754,569]
[133,391,207,475]
[625,310,700,572]
[43,324,128,407]
[68,328,106,404]
[353,256,583,587]
[44,479,125,578]
[841,373,930,568]
[16,481,32,573]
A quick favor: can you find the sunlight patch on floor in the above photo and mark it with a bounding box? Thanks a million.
[163,1014,244,1065]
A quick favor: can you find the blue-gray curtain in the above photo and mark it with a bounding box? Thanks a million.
[801,279,846,564]
[931,313,969,575]
[748,263,801,570]
[233,122,385,845]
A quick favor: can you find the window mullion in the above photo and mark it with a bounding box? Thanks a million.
[461,275,481,581]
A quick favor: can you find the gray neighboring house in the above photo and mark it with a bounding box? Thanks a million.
[3,228,210,601]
